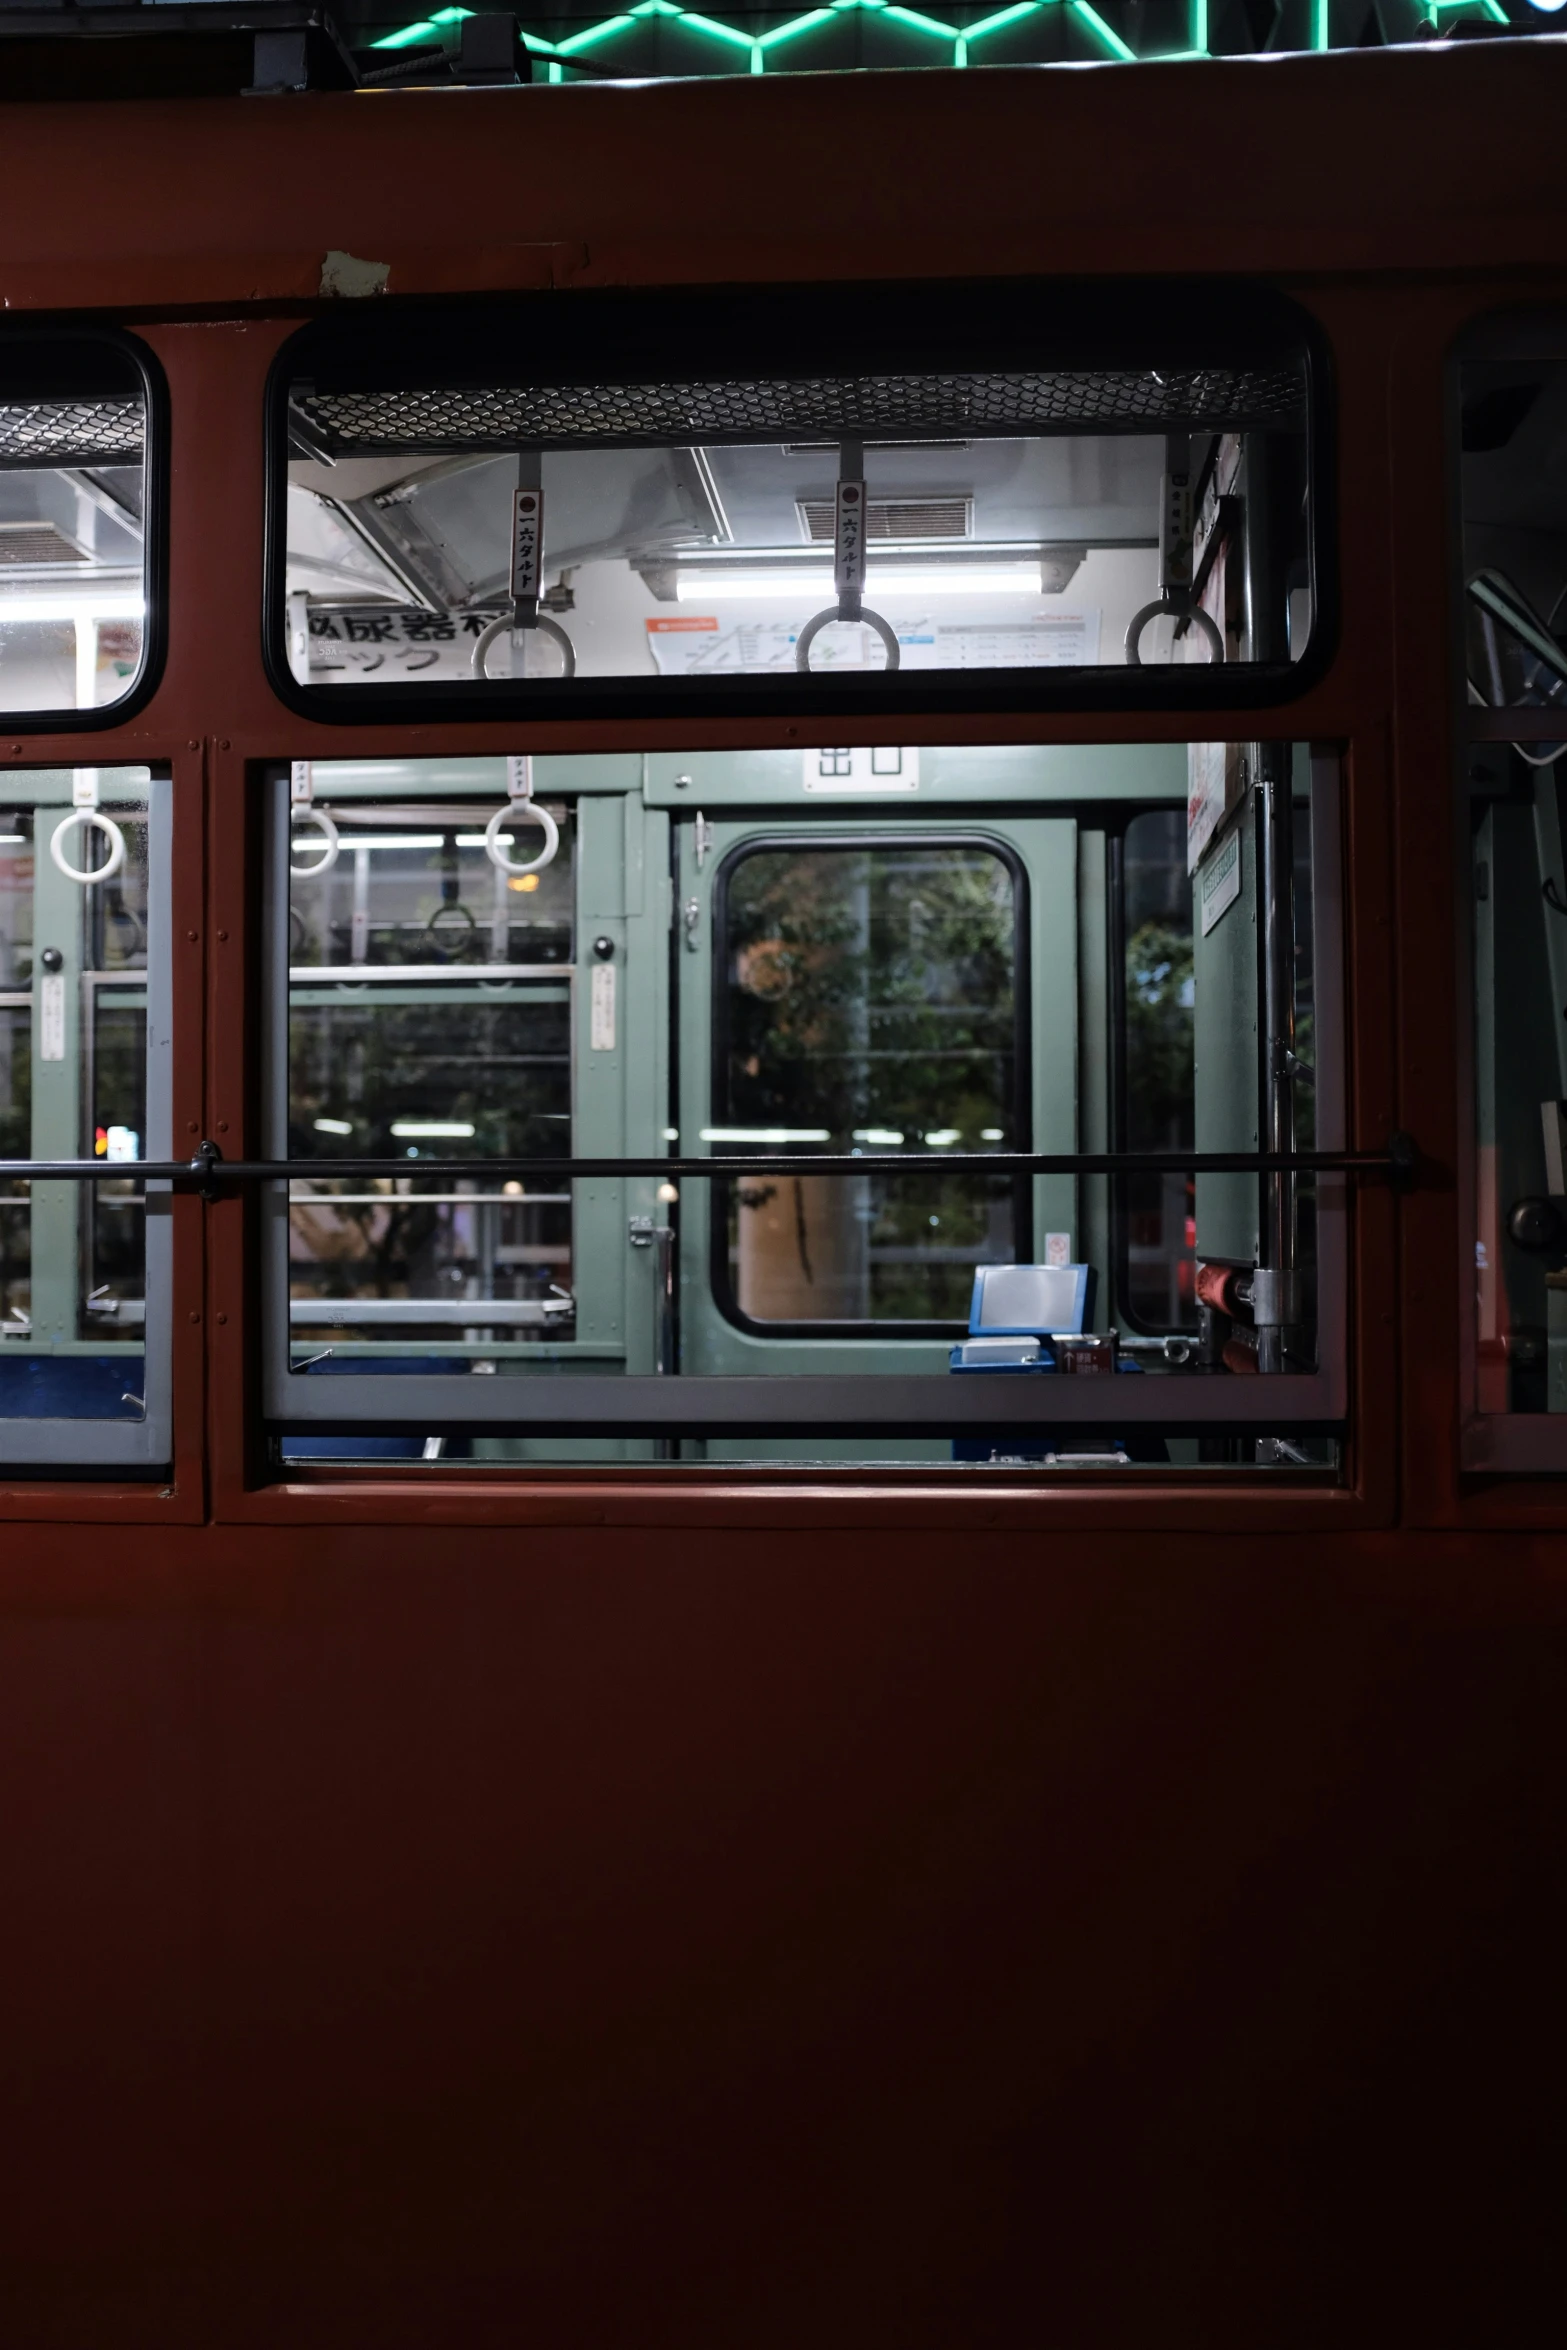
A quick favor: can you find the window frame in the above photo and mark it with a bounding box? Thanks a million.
[257,749,1351,1448]
[0,324,169,735]
[261,278,1337,732]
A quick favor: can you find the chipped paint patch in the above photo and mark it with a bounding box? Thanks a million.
[319,250,390,299]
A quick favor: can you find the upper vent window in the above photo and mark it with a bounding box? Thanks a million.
[268,285,1323,720]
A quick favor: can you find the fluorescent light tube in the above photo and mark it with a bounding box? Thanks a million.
[699,1127,830,1143]
[338,834,444,852]
[924,1129,962,1146]
[390,1119,476,1138]
[853,1128,905,1145]
[313,1117,354,1136]
[674,565,1038,603]
[0,594,145,624]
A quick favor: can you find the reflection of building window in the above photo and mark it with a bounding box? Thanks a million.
[819,749,852,778]
[719,837,1023,1330]
[870,747,903,777]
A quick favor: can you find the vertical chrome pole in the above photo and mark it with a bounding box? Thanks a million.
[1254,742,1297,1372]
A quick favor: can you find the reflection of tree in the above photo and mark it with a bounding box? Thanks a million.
[728,848,1014,1137]
[1124,919,1194,1147]
[726,848,1016,1317]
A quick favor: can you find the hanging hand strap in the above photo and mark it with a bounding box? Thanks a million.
[796,439,900,673]
[50,770,127,887]
[484,754,560,878]
[473,452,578,679]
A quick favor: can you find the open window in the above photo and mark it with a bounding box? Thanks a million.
[268,284,1327,725]
[1456,312,1567,1468]
[0,766,172,1469]
[261,741,1346,1472]
[0,332,161,725]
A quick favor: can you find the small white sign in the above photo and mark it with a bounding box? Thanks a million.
[39,971,64,1062]
[1045,1231,1072,1269]
[802,746,920,793]
[590,961,616,1052]
[1199,822,1243,936]
[1188,740,1247,874]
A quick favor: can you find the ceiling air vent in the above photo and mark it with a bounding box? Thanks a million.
[798,495,972,543]
[0,521,88,567]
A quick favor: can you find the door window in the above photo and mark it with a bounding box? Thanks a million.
[714,837,1023,1329]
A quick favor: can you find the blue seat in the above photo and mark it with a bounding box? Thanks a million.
[0,1354,145,1419]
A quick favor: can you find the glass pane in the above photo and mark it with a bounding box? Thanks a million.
[280,296,1315,701]
[0,771,158,1424]
[286,797,575,1352]
[289,806,573,968]
[0,342,148,715]
[718,842,1019,1325]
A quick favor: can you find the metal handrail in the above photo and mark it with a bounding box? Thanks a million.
[0,1135,1417,1187]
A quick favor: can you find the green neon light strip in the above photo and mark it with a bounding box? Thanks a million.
[370,0,1487,73]
[1069,0,1135,57]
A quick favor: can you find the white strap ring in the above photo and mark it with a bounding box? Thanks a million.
[795,606,901,673]
[50,807,126,886]
[1124,599,1225,666]
[485,800,560,878]
[471,613,578,681]
[289,806,340,878]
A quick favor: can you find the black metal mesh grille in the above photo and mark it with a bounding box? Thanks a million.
[292,367,1306,454]
[0,400,144,466]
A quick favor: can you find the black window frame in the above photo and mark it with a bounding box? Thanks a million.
[707,825,1032,1343]
[0,324,169,735]
[262,277,1336,730]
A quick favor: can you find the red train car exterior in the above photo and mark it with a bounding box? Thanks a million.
[0,41,1563,2345]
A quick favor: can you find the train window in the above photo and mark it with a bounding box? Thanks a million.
[0,333,159,724]
[264,745,1346,1474]
[1457,312,1567,1468]
[0,767,172,1469]
[268,285,1324,724]
[713,837,1024,1332]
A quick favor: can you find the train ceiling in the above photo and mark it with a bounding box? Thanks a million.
[0,0,1554,99]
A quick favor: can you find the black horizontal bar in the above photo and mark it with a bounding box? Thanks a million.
[0,1135,1417,1184]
